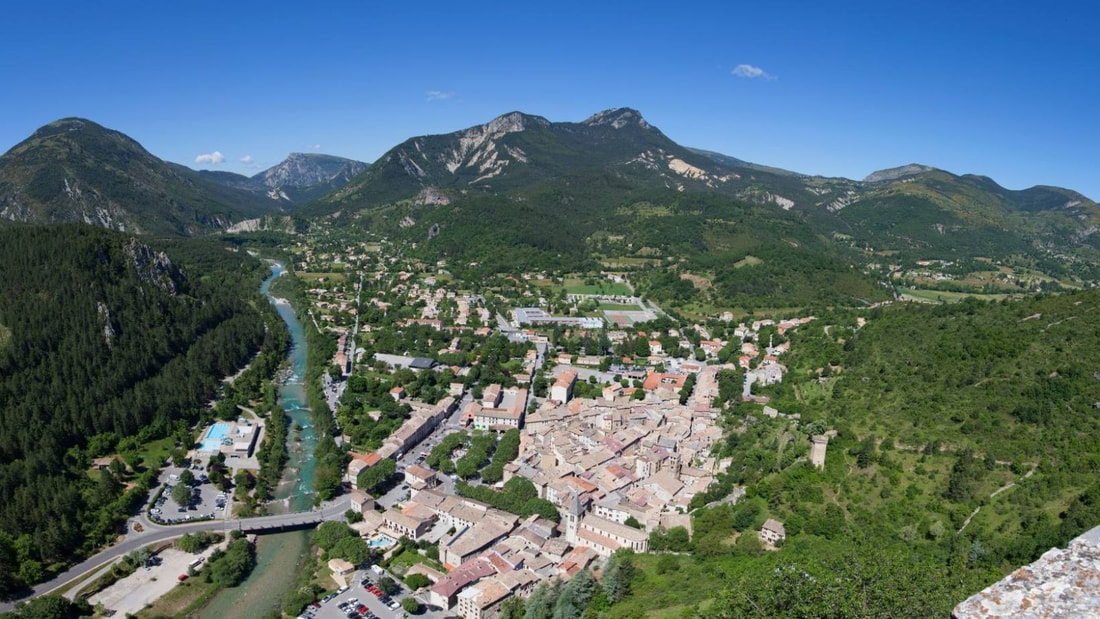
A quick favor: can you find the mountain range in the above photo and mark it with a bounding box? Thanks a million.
[302,108,1100,298]
[0,119,365,236]
[199,152,367,205]
[1,111,1097,287]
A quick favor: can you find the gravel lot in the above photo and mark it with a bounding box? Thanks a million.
[88,544,223,616]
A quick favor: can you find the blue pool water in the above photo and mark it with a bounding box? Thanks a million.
[369,535,396,548]
[200,422,230,452]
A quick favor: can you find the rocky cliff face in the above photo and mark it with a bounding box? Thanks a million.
[583,107,652,129]
[863,164,936,183]
[255,153,367,190]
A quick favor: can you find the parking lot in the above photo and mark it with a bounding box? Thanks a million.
[148,460,231,524]
[300,568,440,619]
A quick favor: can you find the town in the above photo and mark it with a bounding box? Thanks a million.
[248,236,821,619]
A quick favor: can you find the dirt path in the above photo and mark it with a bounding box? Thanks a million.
[958,467,1037,534]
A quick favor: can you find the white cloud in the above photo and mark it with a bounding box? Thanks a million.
[425,90,454,102]
[240,155,254,164]
[194,151,225,165]
[308,144,321,151]
[732,64,775,80]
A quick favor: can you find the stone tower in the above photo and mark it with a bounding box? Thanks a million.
[810,434,829,469]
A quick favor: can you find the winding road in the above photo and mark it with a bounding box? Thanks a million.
[0,497,349,612]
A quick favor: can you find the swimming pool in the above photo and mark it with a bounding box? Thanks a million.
[369,535,396,549]
[200,422,230,452]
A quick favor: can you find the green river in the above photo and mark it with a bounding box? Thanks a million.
[200,262,319,619]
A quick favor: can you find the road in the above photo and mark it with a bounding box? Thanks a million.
[0,497,350,612]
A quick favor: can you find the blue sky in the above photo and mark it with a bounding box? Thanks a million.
[1,1,1097,198]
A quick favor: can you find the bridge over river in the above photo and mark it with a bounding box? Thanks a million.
[0,496,350,612]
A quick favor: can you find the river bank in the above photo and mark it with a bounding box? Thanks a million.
[197,262,318,619]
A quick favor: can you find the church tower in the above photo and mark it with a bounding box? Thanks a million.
[564,491,582,543]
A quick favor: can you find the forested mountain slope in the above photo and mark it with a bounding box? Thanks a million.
[0,225,286,596]
[0,119,279,235]
[655,290,1100,617]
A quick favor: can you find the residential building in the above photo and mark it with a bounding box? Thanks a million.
[550,369,578,404]
[381,506,436,541]
[456,579,512,619]
[428,556,497,610]
[349,489,374,514]
[474,386,527,431]
[760,519,786,545]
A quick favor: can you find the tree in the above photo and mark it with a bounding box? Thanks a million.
[170,448,188,467]
[0,531,20,597]
[553,569,596,619]
[12,594,88,619]
[401,597,421,614]
[602,551,635,603]
[455,455,480,480]
[330,536,370,565]
[179,469,195,485]
[731,502,761,532]
[665,526,690,551]
[377,575,398,595]
[208,538,255,587]
[108,457,127,478]
[345,509,364,524]
[314,521,355,551]
[500,596,526,619]
[656,554,680,575]
[735,531,763,555]
[523,581,560,619]
[171,482,193,507]
[623,516,643,529]
[405,573,430,590]
[856,438,875,469]
[356,458,397,494]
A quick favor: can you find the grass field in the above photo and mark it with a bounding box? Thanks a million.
[136,436,178,471]
[734,255,763,268]
[793,377,836,405]
[600,257,660,267]
[598,302,642,311]
[897,287,1015,304]
[383,547,445,576]
[563,280,632,295]
[298,272,348,282]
